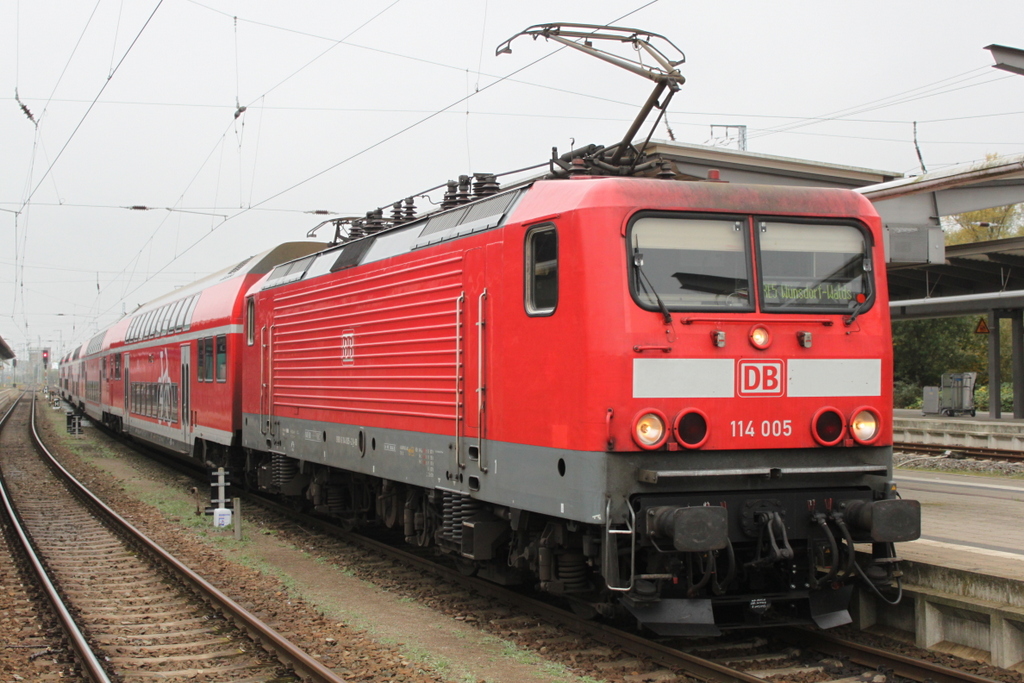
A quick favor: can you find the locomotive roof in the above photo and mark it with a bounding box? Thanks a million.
[257,176,879,296]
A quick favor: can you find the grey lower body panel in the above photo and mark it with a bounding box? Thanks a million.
[242,412,894,526]
[243,412,610,523]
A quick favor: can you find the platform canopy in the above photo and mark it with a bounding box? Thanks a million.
[861,154,1024,419]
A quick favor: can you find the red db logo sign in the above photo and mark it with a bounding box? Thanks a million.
[737,360,785,397]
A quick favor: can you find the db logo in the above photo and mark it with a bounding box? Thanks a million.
[737,359,785,397]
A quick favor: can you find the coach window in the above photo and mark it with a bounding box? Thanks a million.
[246,298,255,345]
[196,339,206,382]
[215,335,227,382]
[167,299,184,333]
[525,225,558,316]
[204,337,214,382]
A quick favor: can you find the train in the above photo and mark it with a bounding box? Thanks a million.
[60,161,920,635]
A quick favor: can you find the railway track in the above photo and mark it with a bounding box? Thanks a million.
[0,393,345,682]
[246,494,1009,683]
[894,441,1024,463]
[41,399,1009,683]
[1,391,82,679]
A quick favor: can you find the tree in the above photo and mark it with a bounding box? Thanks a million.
[892,316,987,387]
[944,203,1024,245]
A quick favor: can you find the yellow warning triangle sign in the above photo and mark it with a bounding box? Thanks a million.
[975,318,990,334]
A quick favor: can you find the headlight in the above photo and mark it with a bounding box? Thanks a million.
[850,407,881,444]
[633,410,668,449]
[749,326,771,349]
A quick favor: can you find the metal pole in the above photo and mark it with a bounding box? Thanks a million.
[1013,311,1024,418]
[233,497,242,541]
[989,310,1002,419]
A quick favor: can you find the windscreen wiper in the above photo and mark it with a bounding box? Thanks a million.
[633,247,672,324]
[844,254,873,326]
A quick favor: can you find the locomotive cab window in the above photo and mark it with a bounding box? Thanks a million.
[757,221,870,312]
[628,215,753,311]
[525,225,557,315]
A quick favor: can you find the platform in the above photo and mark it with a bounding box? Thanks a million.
[893,408,1024,450]
[858,469,1024,669]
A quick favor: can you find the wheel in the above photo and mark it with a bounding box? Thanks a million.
[970,410,976,417]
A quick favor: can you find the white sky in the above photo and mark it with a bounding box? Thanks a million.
[2,0,1022,356]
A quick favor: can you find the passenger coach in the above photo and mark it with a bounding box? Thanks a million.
[61,243,324,459]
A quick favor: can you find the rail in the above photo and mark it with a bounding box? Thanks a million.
[895,441,1024,463]
[0,393,112,683]
[28,393,346,683]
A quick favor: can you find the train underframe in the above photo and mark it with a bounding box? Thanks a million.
[213,444,919,636]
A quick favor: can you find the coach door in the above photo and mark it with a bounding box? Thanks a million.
[180,343,191,448]
[122,353,131,432]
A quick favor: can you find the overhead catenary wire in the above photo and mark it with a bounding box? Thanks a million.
[6,92,1023,129]
[83,0,662,338]
[20,0,165,210]
[87,0,406,319]
[747,67,1006,141]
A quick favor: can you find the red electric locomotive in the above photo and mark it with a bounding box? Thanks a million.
[235,173,919,634]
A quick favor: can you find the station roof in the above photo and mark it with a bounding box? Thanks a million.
[646,141,900,189]
[890,236,1024,319]
[875,154,1024,320]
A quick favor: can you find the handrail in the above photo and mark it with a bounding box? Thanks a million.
[477,288,488,473]
[455,293,465,470]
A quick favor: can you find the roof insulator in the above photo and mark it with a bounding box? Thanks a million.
[568,158,588,176]
[472,173,500,197]
[457,175,472,205]
[441,180,459,210]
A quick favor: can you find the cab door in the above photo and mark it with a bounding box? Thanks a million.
[260,315,275,442]
[460,243,501,475]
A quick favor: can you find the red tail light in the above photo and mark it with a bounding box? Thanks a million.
[812,407,845,446]
[674,409,709,449]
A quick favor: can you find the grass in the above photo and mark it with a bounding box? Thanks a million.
[37,401,601,683]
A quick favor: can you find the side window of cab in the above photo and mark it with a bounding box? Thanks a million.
[525,224,557,316]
